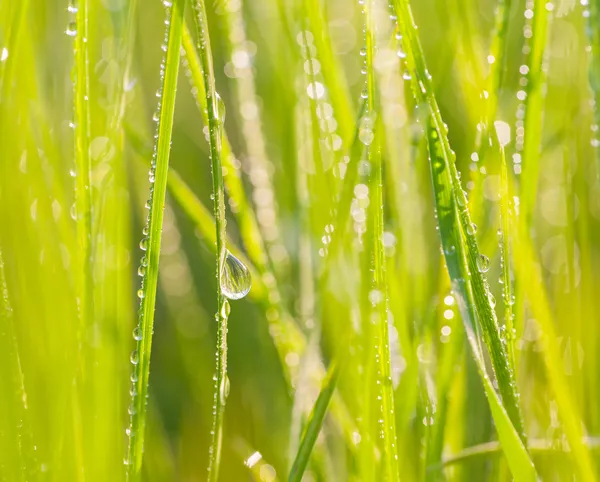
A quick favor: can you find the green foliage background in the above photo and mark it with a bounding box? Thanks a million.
[1,0,600,480]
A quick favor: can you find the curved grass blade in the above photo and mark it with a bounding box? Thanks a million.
[125,0,185,478]
[391,1,532,477]
[428,437,600,472]
[189,1,231,479]
[288,359,341,482]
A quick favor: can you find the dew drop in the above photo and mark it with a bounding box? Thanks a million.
[133,326,142,341]
[139,238,148,251]
[219,375,230,399]
[137,289,145,299]
[220,251,252,300]
[220,299,231,318]
[65,23,77,37]
[466,223,477,235]
[137,266,146,277]
[477,254,490,273]
[130,350,139,365]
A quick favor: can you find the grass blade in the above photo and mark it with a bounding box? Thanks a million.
[288,359,340,482]
[363,1,400,478]
[125,0,185,478]
[189,1,233,479]
[392,0,532,476]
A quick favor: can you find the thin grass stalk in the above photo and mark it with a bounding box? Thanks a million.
[288,360,341,482]
[363,1,400,478]
[392,0,526,443]
[125,0,185,478]
[189,1,230,479]
[181,22,268,274]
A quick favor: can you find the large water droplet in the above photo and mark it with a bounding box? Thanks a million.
[220,251,251,300]
[130,350,139,365]
[477,254,490,273]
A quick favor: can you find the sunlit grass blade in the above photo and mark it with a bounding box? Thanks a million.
[392,0,532,473]
[125,0,185,478]
[362,1,399,478]
[288,359,340,482]
[72,0,93,335]
[189,1,232,479]
[181,22,268,274]
[498,145,515,371]
[517,0,550,218]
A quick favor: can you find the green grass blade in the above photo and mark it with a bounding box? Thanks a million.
[189,1,230,479]
[518,0,550,218]
[125,0,185,478]
[73,0,93,334]
[288,359,340,482]
[181,22,269,274]
[498,146,516,372]
[363,1,400,478]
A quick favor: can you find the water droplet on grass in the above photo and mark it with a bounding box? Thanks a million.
[133,327,142,341]
[130,350,139,365]
[219,376,230,399]
[477,254,490,273]
[220,251,251,300]
[65,23,77,37]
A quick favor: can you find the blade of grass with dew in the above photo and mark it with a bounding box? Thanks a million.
[125,121,313,389]
[125,0,185,478]
[518,0,551,220]
[288,359,341,482]
[393,0,527,442]
[181,22,268,274]
[189,1,235,479]
[363,1,400,478]
[498,145,516,372]
[72,0,93,342]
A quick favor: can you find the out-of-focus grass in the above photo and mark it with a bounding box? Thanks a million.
[2,0,600,480]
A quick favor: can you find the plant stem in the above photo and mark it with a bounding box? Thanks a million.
[189,1,228,480]
[125,0,185,478]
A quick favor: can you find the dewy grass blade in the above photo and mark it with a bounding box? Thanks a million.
[499,146,516,372]
[392,0,530,465]
[288,360,340,482]
[189,1,236,480]
[517,0,550,219]
[125,0,185,479]
[181,22,268,274]
[362,1,400,479]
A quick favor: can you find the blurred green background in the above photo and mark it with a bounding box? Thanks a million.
[2,0,600,480]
